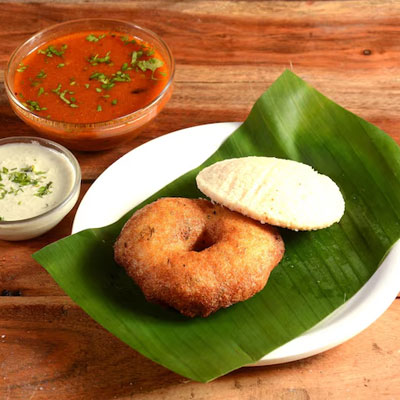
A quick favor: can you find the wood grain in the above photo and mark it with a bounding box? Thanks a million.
[0,297,398,399]
[0,1,400,178]
[0,1,399,399]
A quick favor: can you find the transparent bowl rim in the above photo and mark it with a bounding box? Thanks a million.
[4,18,175,128]
[0,136,81,225]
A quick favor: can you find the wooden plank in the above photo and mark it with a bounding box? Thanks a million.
[0,296,398,399]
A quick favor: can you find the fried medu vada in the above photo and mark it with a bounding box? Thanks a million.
[114,197,284,317]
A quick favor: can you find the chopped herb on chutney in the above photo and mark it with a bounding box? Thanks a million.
[0,165,52,201]
[35,181,53,197]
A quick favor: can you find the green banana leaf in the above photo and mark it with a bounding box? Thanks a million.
[33,70,400,382]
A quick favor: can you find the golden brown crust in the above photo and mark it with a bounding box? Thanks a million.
[114,197,285,317]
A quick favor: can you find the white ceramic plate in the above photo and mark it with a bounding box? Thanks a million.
[72,122,400,366]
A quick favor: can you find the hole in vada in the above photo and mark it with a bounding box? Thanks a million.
[191,229,215,252]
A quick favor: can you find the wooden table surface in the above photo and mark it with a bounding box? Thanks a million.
[1,1,400,399]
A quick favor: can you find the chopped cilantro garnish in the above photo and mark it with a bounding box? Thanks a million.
[120,36,137,45]
[137,58,164,74]
[52,83,62,94]
[97,105,102,112]
[24,100,47,112]
[101,82,115,90]
[16,63,27,72]
[84,83,90,89]
[30,69,47,87]
[36,70,47,79]
[35,181,52,197]
[112,71,131,82]
[88,51,112,66]
[111,99,117,105]
[130,51,143,65]
[0,165,52,203]
[20,166,33,173]
[60,90,71,105]
[70,104,79,108]
[89,72,114,90]
[89,69,131,89]
[95,88,102,93]
[38,44,67,57]
[52,84,77,107]
[57,63,65,68]
[86,33,106,42]
[10,170,38,186]
[38,87,45,96]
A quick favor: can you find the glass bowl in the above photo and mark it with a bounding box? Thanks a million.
[0,136,81,240]
[4,19,175,151]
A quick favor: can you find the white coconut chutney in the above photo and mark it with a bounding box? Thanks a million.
[0,141,75,221]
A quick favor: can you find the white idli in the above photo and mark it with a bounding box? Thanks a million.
[196,157,345,231]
